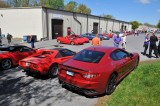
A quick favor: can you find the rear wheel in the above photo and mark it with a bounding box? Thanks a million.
[1,59,12,70]
[48,64,58,78]
[105,73,117,95]
[70,41,75,45]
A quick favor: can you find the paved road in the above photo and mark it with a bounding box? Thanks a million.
[0,33,159,106]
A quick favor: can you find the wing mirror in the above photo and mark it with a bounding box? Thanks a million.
[128,53,133,59]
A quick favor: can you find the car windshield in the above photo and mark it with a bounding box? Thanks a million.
[73,50,105,63]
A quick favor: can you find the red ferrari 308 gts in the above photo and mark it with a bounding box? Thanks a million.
[19,48,76,78]
[58,46,139,96]
[0,45,36,70]
[70,35,89,43]
[57,35,84,45]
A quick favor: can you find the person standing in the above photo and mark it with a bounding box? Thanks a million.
[92,34,101,46]
[30,35,35,48]
[143,33,150,55]
[149,32,158,58]
[157,35,160,55]
[7,33,12,45]
[113,33,121,48]
[0,34,2,46]
[121,33,127,50]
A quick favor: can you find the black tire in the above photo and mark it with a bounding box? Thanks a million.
[70,41,75,45]
[134,58,139,69]
[57,40,61,44]
[48,64,58,78]
[1,59,12,70]
[105,73,117,95]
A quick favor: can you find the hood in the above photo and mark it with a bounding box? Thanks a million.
[63,58,99,72]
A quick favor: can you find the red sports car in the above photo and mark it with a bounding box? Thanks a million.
[58,46,139,96]
[57,35,84,45]
[0,45,36,70]
[70,35,89,43]
[19,48,76,78]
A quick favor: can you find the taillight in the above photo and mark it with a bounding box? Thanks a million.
[83,73,99,79]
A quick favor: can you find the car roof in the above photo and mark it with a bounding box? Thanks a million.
[0,45,27,48]
[84,46,116,53]
[51,48,68,51]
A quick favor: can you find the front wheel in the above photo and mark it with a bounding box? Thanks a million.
[57,40,61,44]
[1,59,12,70]
[70,41,75,45]
[48,64,58,78]
[134,58,139,69]
[105,74,117,95]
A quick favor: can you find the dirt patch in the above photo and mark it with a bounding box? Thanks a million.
[95,95,108,106]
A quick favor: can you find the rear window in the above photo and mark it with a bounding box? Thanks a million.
[73,50,105,63]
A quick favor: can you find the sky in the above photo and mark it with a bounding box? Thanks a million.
[64,0,160,25]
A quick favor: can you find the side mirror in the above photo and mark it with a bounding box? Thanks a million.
[127,53,133,59]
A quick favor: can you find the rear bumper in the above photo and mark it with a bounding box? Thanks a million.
[59,79,98,96]
[23,68,40,74]
[58,74,104,95]
[21,67,47,75]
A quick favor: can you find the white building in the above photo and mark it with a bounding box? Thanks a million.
[0,7,132,40]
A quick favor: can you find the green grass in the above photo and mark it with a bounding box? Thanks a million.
[106,60,160,106]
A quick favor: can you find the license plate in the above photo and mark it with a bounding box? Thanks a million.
[66,71,74,76]
[26,62,30,67]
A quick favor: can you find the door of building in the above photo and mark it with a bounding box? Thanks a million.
[52,19,63,39]
[93,23,98,34]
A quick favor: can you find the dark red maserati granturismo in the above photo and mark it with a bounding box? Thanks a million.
[58,46,139,96]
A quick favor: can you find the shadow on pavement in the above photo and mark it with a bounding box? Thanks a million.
[0,67,79,106]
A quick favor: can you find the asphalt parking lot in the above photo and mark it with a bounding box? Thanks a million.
[0,33,159,106]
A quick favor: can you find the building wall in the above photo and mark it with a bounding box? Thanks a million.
[113,21,120,32]
[99,18,107,34]
[0,8,43,40]
[0,7,132,40]
[107,19,114,32]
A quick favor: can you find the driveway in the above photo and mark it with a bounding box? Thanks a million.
[0,33,159,106]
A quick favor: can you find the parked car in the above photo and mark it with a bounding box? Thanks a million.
[107,33,113,38]
[98,34,110,40]
[70,34,89,43]
[0,45,36,70]
[57,35,84,45]
[58,46,139,96]
[19,48,76,78]
[81,33,103,40]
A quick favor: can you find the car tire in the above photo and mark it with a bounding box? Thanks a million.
[105,73,117,95]
[134,58,139,69]
[1,59,12,70]
[48,64,58,78]
[57,40,61,44]
[70,41,75,45]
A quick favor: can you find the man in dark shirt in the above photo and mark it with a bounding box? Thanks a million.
[149,32,158,58]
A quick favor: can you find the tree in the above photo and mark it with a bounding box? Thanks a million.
[39,0,46,6]
[77,4,91,14]
[157,20,160,28]
[45,0,64,9]
[130,21,140,30]
[7,0,21,7]
[101,14,114,19]
[65,1,77,12]
[0,0,10,8]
